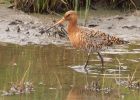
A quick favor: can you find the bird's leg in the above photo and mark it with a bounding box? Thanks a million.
[84,50,91,70]
[97,52,104,67]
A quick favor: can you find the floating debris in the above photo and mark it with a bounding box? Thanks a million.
[120,66,127,70]
[68,65,89,74]
[17,26,21,33]
[114,16,124,20]
[88,24,98,27]
[38,81,46,86]
[102,57,112,62]
[12,62,17,66]
[108,26,112,29]
[5,27,10,32]
[107,68,127,74]
[126,59,139,63]
[9,20,23,25]
[49,87,57,90]
[1,82,35,96]
[39,28,46,35]
[85,81,112,94]
[39,25,68,39]
[26,31,30,34]
[53,30,67,38]
[122,25,138,29]
[8,5,15,9]
[115,79,140,90]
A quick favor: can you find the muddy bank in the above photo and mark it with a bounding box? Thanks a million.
[0,4,140,45]
[0,5,68,45]
[87,11,140,42]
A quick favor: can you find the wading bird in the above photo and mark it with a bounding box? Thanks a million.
[47,10,128,69]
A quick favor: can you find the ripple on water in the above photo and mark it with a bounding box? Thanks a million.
[69,64,128,77]
[133,49,140,51]
[90,57,112,62]
[126,59,139,62]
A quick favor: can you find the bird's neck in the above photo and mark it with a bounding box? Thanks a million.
[67,20,78,35]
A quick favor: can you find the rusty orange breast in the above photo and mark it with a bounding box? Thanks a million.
[68,31,85,49]
[67,18,86,49]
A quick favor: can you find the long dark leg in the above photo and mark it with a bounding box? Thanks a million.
[84,51,91,69]
[97,52,104,67]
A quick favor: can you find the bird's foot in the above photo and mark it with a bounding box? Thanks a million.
[100,65,105,73]
[84,64,89,73]
[84,63,87,69]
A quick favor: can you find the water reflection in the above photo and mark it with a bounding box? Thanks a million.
[0,43,140,99]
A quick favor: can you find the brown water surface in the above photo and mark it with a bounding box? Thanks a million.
[0,42,140,100]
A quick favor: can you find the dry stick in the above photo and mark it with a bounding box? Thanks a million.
[60,0,67,4]
[50,11,62,37]
[48,9,62,17]
[116,57,121,78]
[101,72,105,99]
[55,89,60,100]
[85,70,89,89]
[116,57,121,98]
[71,71,76,87]
[130,67,138,100]
[48,11,67,37]
[19,61,31,86]
[129,0,137,10]
[131,66,137,82]
[60,0,69,10]
[102,71,106,89]
[54,72,62,89]
[128,66,138,85]
[84,0,90,26]
[116,57,121,79]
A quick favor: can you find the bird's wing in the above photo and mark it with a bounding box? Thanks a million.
[79,26,128,51]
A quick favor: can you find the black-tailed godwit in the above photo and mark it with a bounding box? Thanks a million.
[47,10,128,69]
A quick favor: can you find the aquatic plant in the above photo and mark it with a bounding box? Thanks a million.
[12,0,69,13]
[106,0,138,10]
[11,0,139,13]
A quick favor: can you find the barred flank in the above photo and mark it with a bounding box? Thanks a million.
[75,27,129,52]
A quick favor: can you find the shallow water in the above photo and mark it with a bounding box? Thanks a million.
[0,42,140,100]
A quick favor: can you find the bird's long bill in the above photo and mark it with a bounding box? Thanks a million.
[46,17,65,31]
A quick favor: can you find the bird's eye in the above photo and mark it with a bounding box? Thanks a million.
[67,14,71,17]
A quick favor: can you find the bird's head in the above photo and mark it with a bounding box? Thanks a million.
[63,10,77,21]
[46,10,77,31]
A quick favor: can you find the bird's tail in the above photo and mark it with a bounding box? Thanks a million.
[106,35,129,46]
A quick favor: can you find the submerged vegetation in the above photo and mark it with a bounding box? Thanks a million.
[10,0,140,13]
